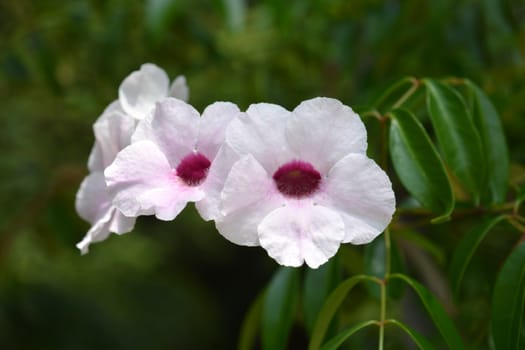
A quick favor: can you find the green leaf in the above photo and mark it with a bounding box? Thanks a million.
[387,319,436,350]
[320,320,377,350]
[465,80,509,204]
[449,215,506,296]
[262,267,299,350]
[424,79,485,204]
[308,275,379,350]
[389,109,454,222]
[364,237,405,299]
[237,291,264,350]
[491,241,525,350]
[304,256,341,335]
[390,273,465,350]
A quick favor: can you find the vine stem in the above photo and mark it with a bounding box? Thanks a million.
[378,280,387,350]
[378,229,391,350]
[392,77,420,109]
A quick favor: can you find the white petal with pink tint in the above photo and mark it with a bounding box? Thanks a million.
[321,153,395,244]
[215,197,281,246]
[213,154,282,245]
[196,144,241,221]
[75,173,137,254]
[220,154,276,216]
[76,207,137,255]
[92,109,136,168]
[132,98,200,167]
[197,102,240,160]
[118,63,169,120]
[286,97,367,173]
[170,75,190,102]
[105,140,204,220]
[258,205,345,269]
[226,103,293,173]
[87,142,105,173]
[76,172,111,224]
[76,209,113,254]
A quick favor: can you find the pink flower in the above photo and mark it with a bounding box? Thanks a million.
[104,98,241,221]
[205,97,395,268]
[75,64,189,254]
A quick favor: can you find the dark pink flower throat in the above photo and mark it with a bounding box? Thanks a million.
[273,160,321,198]
[176,153,211,186]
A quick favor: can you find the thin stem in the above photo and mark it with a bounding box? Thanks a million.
[361,109,384,121]
[378,230,391,349]
[384,228,391,275]
[395,201,516,218]
[378,280,387,350]
[392,78,420,109]
[508,217,525,233]
[372,76,414,110]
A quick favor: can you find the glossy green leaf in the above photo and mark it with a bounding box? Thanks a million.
[262,267,299,350]
[320,320,377,350]
[466,80,509,204]
[424,79,485,204]
[237,291,264,350]
[491,241,525,350]
[449,215,506,296]
[304,257,341,335]
[387,319,436,350]
[308,275,378,350]
[390,273,465,350]
[389,109,454,221]
[364,237,405,299]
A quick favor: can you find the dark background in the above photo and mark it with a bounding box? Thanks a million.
[1,0,524,349]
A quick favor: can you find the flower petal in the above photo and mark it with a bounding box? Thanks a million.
[76,208,113,255]
[320,153,395,244]
[108,210,136,234]
[258,205,345,268]
[118,63,169,120]
[196,144,241,221]
[226,103,293,174]
[286,97,367,173]
[196,102,240,160]
[87,142,105,173]
[211,153,282,246]
[169,75,189,102]
[132,98,200,167]
[87,101,128,172]
[105,141,204,220]
[75,172,111,224]
[220,154,276,216]
[214,195,282,247]
[92,109,136,168]
[76,207,136,254]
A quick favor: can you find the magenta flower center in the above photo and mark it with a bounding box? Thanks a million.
[273,160,322,198]
[176,152,211,186]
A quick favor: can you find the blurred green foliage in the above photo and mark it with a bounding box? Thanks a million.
[1,0,524,348]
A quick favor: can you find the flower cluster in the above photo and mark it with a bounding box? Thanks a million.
[76,63,395,268]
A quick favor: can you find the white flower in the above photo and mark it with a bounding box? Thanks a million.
[104,98,241,221]
[75,63,189,254]
[203,97,395,268]
[119,63,189,120]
